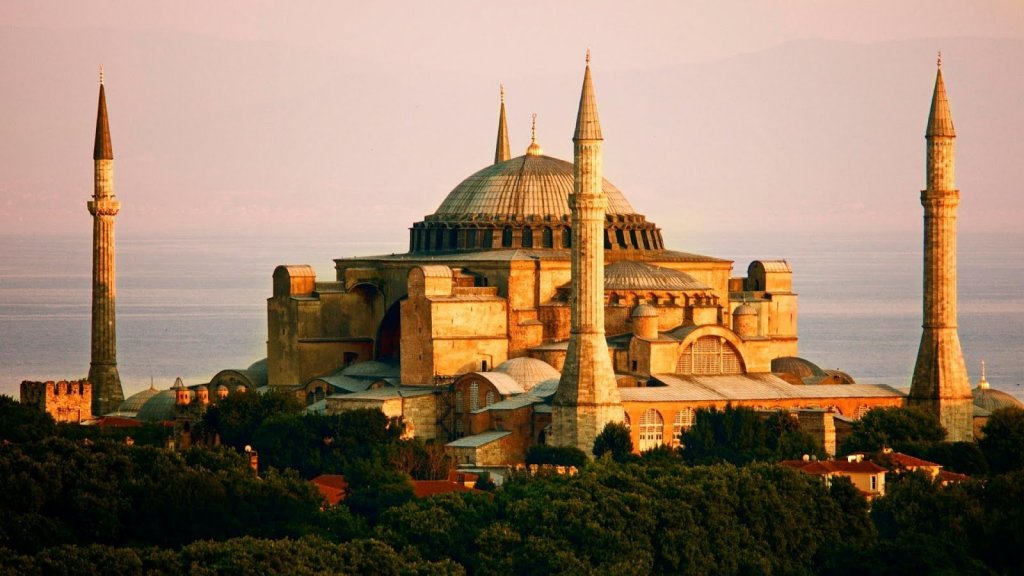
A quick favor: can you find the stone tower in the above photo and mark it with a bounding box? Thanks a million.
[87,69,124,416]
[551,54,623,454]
[495,85,511,164]
[908,58,973,442]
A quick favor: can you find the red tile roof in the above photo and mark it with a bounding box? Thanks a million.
[781,459,887,475]
[411,480,475,498]
[310,474,348,506]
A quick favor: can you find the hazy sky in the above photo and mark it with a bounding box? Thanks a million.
[2,1,1023,246]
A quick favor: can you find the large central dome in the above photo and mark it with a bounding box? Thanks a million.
[432,154,636,218]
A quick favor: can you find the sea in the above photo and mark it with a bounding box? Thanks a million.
[1,232,1021,403]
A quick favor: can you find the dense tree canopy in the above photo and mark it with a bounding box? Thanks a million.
[840,406,947,455]
[978,406,1024,474]
[592,422,633,462]
[680,405,824,465]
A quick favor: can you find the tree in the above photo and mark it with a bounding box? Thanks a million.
[679,406,823,465]
[524,445,588,468]
[0,395,55,442]
[840,406,946,455]
[201,387,303,449]
[978,406,1024,474]
[592,422,633,462]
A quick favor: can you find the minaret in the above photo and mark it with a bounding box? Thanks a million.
[552,52,623,454]
[495,84,511,164]
[908,55,973,442]
[87,67,124,416]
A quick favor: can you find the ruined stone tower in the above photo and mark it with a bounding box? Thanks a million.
[551,54,623,454]
[87,69,124,416]
[908,58,973,442]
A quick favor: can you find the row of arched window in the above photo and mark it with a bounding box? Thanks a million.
[410,224,666,253]
[454,382,496,413]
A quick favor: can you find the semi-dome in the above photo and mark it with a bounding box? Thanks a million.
[135,390,179,422]
[433,154,635,218]
[631,304,659,318]
[771,356,829,385]
[604,261,710,292]
[733,304,757,316]
[494,357,561,392]
[973,388,1023,413]
[117,384,161,415]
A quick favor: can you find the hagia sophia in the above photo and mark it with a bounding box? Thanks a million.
[22,56,1022,466]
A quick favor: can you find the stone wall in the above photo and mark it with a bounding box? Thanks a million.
[20,380,93,423]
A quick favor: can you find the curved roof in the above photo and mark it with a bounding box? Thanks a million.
[118,385,161,414]
[466,372,525,396]
[733,304,757,316]
[605,261,709,292]
[341,360,401,378]
[771,356,827,381]
[973,387,1023,413]
[494,357,561,392]
[430,154,635,219]
[136,390,180,422]
[631,304,659,318]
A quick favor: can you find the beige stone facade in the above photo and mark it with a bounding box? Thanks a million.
[87,79,124,416]
[908,65,973,443]
[21,380,93,423]
[234,59,926,463]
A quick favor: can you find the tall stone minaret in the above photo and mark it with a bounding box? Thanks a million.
[495,84,511,164]
[552,53,623,454]
[87,67,124,416]
[908,56,972,442]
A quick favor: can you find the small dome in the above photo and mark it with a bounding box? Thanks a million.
[771,356,827,381]
[631,304,658,318]
[494,357,561,392]
[733,304,757,316]
[341,360,401,378]
[136,390,180,422]
[117,385,161,414]
[973,387,1023,413]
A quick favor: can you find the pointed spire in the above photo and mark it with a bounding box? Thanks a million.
[926,55,955,138]
[93,66,113,160]
[526,113,543,156]
[574,50,603,141]
[978,361,990,390]
[494,84,511,164]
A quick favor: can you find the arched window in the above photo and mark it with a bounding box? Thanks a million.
[433,228,444,251]
[502,227,513,248]
[482,229,494,248]
[314,388,325,402]
[467,228,477,248]
[522,227,533,248]
[615,229,627,249]
[449,228,459,249]
[675,336,744,375]
[639,409,664,451]
[454,390,464,413]
[672,408,695,445]
[855,404,871,419]
[485,391,495,406]
[562,227,572,248]
[470,382,480,411]
[542,227,553,248]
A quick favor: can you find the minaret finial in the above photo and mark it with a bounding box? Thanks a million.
[937,51,942,68]
[586,48,591,65]
[526,113,543,156]
[99,65,104,85]
[978,360,989,389]
[500,83,505,104]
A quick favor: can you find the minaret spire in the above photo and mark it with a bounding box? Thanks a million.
[909,58,972,442]
[87,70,124,415]
[552,52,622,454]
[494,84,511,164]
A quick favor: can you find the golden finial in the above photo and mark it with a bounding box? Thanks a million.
[586,48,591,65]
[526,113,543,156]
[978,360,989,389]
[500,83,505,104]
[937,51,942,68]
[99,64,104,85]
